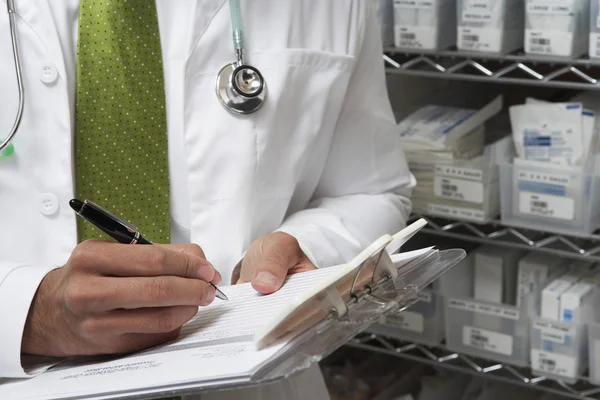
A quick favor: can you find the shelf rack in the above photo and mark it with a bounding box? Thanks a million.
[384,48,600,90]
[348,333,600,400]
[408,214,600,263]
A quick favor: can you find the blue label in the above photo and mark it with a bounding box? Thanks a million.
[543,340,553,352]
[518,181,566,197]
[563,309,573,322]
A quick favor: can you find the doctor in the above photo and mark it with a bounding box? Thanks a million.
[0,0,414,399]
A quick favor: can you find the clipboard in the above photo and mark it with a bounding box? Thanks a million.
[0,219,466,400]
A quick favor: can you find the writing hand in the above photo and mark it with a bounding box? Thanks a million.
[22,241,220,357]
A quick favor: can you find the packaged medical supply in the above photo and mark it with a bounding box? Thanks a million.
[509,102,586,166]
[473,246,525,305]
[516,253,566,307]
[456,0,524,53]
[560,282,596,322]
[398,95,502,161]
[541,275,580,321]
[393,0,457,50]
[525,0,590,58]
[374,0,395,47]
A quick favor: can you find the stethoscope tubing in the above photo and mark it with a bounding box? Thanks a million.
[1,0,25,153]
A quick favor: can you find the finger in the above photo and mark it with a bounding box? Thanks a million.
[75,276,216,311]
[74,241,217,282]
[81,306,199,336]
[161,244,222,284]
[250,259,289,295]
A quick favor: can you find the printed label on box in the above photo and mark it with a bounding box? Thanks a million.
[462,0,493,21]
[463,326,513,356]
[449,299,520,320]
[531,350,577,378]
[394,0,435,9]
[518,192,575,221]
[527,0,575,15]
[458,27,503,53]
[591,33,600,58]
[427,204,486,222]
[526,30,574,56]
[435,165,484,181]
[395,26,438,49]
[517,170,571,187]
[434,177,484,204]
[534,321,574,344]
[385,311,425,333]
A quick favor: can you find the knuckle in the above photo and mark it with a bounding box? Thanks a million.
[149,277,171,303]
[78,317,101,337]
[70,244,93,269]
[157,309,179,332]
[63,283,91,313]
[147,248,167,270]
[184,244,205,259]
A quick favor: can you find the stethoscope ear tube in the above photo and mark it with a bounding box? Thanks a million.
[2,0,24,155]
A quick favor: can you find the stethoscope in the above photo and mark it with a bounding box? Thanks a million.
[1,0,266,157]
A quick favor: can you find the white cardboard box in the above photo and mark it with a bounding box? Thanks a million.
[560,282,596,322]
[457,0,525,53]
[374,0,395,47]
[393,0,457,50]
[526,0,590,58]
[541,275,580,321]
[473,246,524,305]
[590,0,600,58]
[516,253,566,308]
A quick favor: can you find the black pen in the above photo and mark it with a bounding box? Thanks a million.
[69,199,228,301]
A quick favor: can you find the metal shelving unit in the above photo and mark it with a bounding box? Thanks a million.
[348,333,600,400]
[384,48,600,90]
[338,45,600,400]
[407,215,600,263]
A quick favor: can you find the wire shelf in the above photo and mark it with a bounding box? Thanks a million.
[348,333,600,399]
[384,48,600,90]
[408,215,600,262]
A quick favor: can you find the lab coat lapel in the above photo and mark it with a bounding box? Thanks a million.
[187,0,228,62]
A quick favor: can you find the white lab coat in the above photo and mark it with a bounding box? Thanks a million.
[0,0,415,398]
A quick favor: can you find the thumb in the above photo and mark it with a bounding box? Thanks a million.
[251,258,289,295]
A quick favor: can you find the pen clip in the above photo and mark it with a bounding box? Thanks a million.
[81,200,138,234]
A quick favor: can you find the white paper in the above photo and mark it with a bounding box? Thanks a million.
[448,298,520,320]
[427,204,487,222]
[434,176,484,204]
[531,350,577,378]
[463,326,513,356]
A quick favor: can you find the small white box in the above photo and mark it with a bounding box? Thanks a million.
[560,282,596,322]
[541,275,580,321]
[393,0,457,50]
[525,0,591,58]
[516,253,566,307]
[457,0,525,53]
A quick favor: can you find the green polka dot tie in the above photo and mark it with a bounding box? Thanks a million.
[75,0,170,244]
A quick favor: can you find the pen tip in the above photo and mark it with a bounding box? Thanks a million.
[69,199,85,213]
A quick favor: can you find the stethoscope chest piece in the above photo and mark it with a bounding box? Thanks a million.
[216,62,267,115]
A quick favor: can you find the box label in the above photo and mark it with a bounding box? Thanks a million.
[591,33,600,58]
[449,299,520,320]
[394,0,435,9]
[435,165,484,181]
[462,0,493,21]
[531,349,577,378]
[427,204,486,222]
[517,170,571,187]
[463,326,513,356]
[395,26,438,49]
[533,321,574,344]
[385,311,425,333]
[458,27,503,53]
[518,192,575,220]
[434,177,484,204]
[527,0,575,15]
[526,30,574,56]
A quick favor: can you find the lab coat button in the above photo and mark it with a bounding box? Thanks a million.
[39,193,59,216]
[41,64,58,84]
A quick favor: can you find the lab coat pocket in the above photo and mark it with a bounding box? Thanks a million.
[250,49,356,199]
